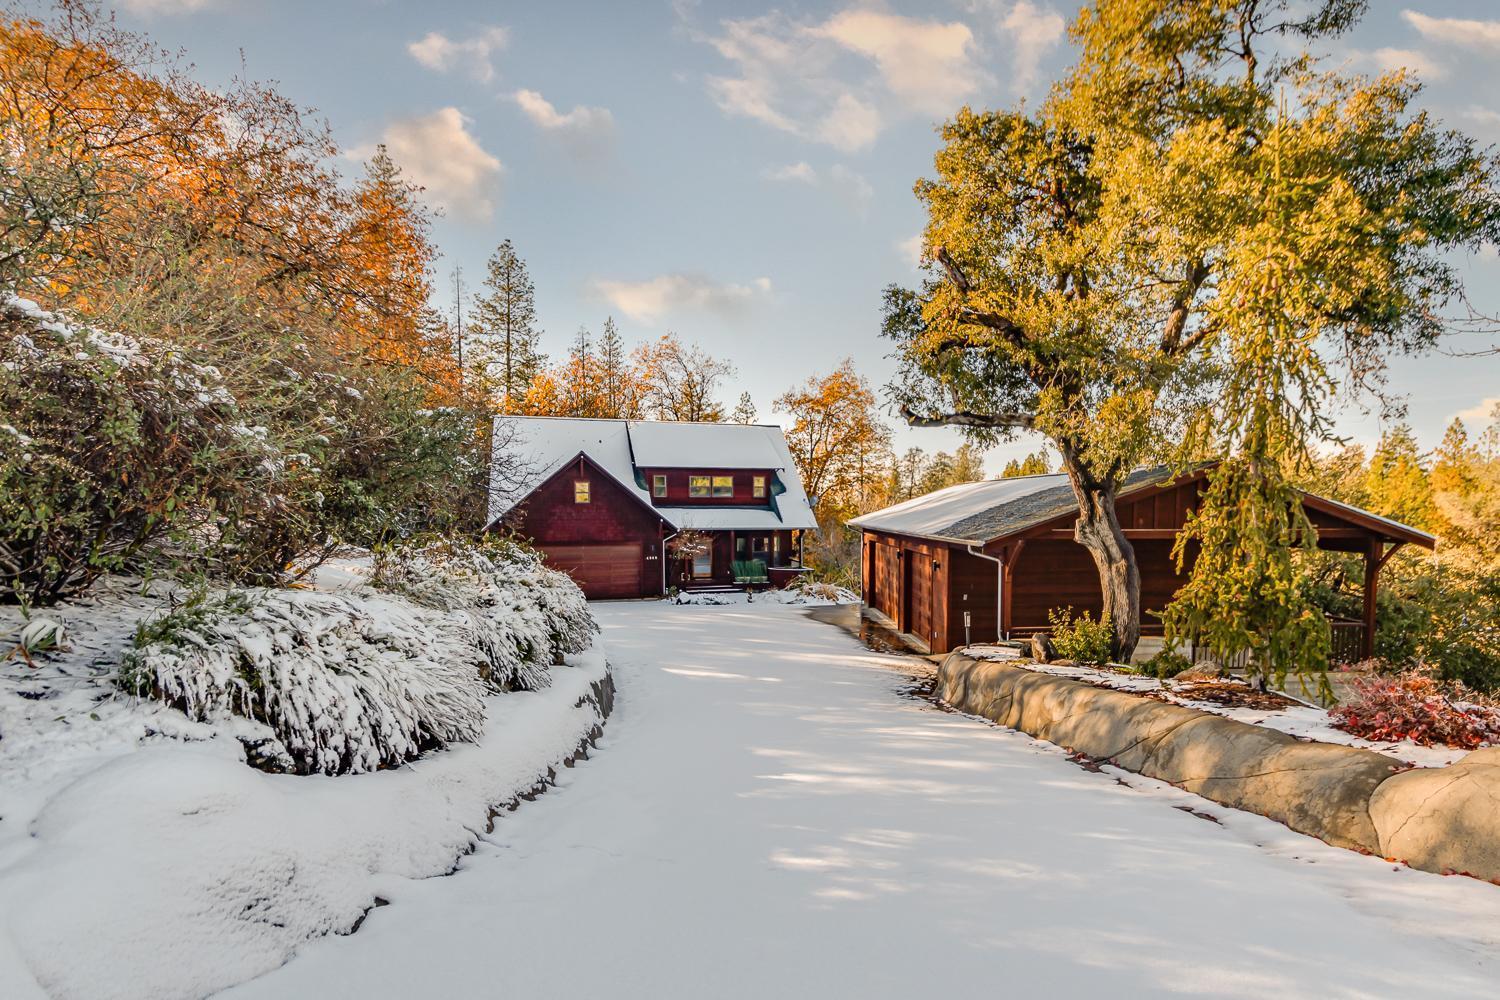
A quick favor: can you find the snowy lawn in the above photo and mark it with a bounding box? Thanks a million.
[222,602,1500,1000]
[965,644,1470,767]
[0,573,608,1000]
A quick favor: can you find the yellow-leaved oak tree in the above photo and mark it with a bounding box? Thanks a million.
[883,0,1500,661]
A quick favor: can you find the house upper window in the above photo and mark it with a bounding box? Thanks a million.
[689,475,711,497]
[653,474,668,498]
[753,475,766,498]
[712,475,734,497]
[574,480,591,503]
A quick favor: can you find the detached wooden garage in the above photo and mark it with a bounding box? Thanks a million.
[850,467,1435,657]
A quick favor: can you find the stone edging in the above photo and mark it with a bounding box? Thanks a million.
[485,671,616,829]
[938,653,1500,883]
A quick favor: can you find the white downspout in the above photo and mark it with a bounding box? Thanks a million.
[966,544,1005,646]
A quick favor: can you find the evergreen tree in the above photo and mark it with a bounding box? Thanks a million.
[731,392,757,424]
[596,317,640,418]
[471,239,545,411]
[1365,425,1437,531]
[1001,449,1050,478]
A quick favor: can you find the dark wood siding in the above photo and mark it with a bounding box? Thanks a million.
[505,455,664,598]
[945,548,999,651]
[638,468,777,507]
[1006,539,1184,636]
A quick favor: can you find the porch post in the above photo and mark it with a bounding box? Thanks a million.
[1361,538,1379,661]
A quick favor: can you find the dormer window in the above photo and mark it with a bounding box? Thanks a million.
[753,475,766,498]
[574,480,591,503]
[653,474,668,497]
[689,475,710,497]
[712,475,733,497]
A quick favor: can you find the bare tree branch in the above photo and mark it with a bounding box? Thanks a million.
[900,405,1035,430]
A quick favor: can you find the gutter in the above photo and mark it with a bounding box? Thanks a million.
[966,544,1005,644]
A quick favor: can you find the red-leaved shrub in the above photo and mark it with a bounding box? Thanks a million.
[1330,670,1500,749]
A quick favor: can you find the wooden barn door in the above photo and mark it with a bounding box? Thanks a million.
[910,554,935,650]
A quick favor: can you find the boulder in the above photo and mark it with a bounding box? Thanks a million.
[1029,633,1054,663]
[1369,747,1500,883]
[1174,662,1222,682]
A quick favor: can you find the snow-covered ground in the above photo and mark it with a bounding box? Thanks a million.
[219,602,1500,1000]
[965,644,1470,767]
[0,573,609,1000]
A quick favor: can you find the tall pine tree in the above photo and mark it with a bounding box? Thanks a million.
[471,239,545,411]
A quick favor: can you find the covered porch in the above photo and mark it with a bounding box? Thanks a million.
[669,528,809,592]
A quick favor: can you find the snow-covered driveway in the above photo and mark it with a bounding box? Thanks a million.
[226,602,1499,999]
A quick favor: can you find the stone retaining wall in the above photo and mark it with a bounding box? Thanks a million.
[938,653,1500,883]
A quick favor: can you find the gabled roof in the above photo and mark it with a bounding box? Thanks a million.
[849,467,1175,544]
[489,415,818,531]
[848,465,1436,550]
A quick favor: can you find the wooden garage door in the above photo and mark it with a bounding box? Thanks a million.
[539,543,642,599]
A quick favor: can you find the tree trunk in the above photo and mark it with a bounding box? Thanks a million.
[1060,450,1141,662]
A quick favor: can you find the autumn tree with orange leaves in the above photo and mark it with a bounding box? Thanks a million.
[1,2,499,598]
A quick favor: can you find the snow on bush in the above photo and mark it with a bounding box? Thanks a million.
[1330,669,1500,749]
[370,538,597,691]
[0,293,283,604]
[116,540,598,775]
[118,589,493,775]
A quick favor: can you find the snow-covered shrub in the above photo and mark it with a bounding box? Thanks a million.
[1330,669,1500,749]
[0,295,284,604]
[119,588,492,775]
[371,537,597,691]
[783,579,859,604]
[6,616,70,665]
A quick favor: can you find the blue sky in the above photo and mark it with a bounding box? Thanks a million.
[98,0,1500,471]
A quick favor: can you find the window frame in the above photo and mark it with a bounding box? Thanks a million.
[752,475,766,498]
[688,475,711,498]
[712,475,734,497]
[573,480,591,504]
[653,474,668,498]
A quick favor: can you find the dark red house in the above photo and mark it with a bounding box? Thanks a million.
[848,467,1435,658]
[488,417,818,599]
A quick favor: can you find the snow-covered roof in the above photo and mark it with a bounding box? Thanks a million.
[847,473,1072,543]
[490,417,650,525]
[851,465,1438,549]
[628,420,786,469]
[490,416,817,531]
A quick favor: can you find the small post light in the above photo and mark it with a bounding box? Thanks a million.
[964,610,972,647]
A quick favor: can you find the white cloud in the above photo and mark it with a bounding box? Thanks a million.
[762,162,818,183]
[897,233,924,269]
[816,93,883,152]
[1452,397,1500,426]
[698,8,988,151]
[1402,10,1500,51]
[760,162,873,214]
[511,89,616,163]
[591,274,772,323]
[407,27,509,83]
[827,164,874,212]
[117,0,216,13]
[815,9,982,115]
[353,108,503,221]
[1351,46,1448,81]
[999,1,1066,92]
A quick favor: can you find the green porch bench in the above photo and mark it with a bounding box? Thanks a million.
[732,559,770,586]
